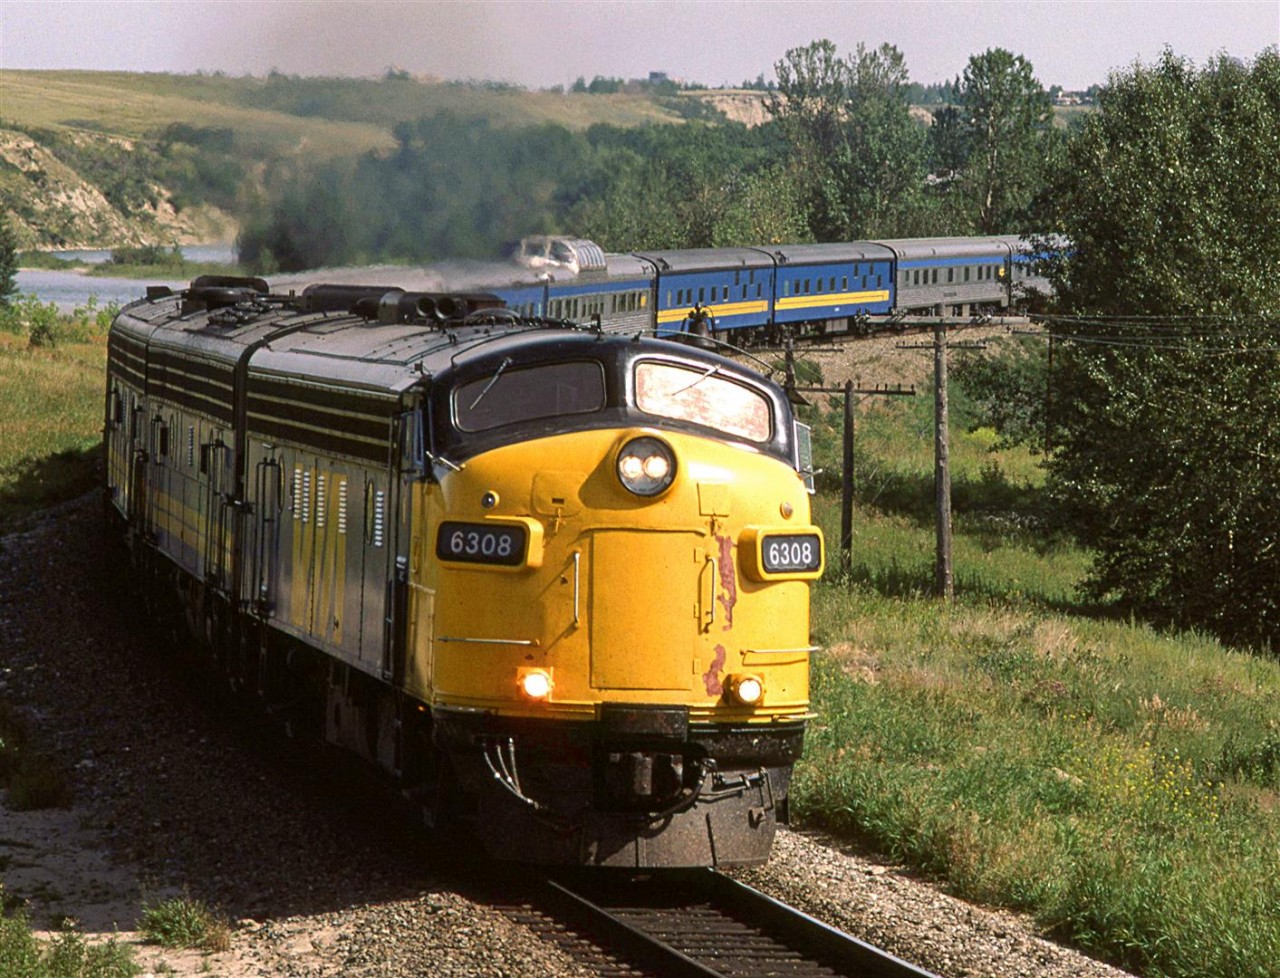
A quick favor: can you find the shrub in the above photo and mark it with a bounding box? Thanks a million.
[0,904,138,978]
[0,294,114,347]
[107,244,182,268]
[140,897,231,953]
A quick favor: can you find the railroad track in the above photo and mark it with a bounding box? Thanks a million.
[495,868,939,978]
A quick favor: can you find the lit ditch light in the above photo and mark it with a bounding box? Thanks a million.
[726,674,764,706]
[616,436,676,497]
[518,668,553,700]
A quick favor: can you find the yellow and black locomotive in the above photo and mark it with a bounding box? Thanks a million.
[104,276,824,867]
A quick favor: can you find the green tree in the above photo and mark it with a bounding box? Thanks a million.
[711,165,811,247]
[568,123,802,250]
[0,215,18,307]
[767,39,930,240]
[957,48,1054,233]
[928,104,968,177]
[1048,49,1280,316]
[767,39,848,162]
[1041,48,1280,648]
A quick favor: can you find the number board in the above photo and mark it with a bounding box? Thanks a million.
[436,521,528,566]
[760,532,823,574]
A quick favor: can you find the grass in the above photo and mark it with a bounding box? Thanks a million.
[0,299,110,530]
[0,890,230,976]
[0,70,396,159]
[14,253,80,272]
[0,890,229,977]
[140,896,231,953]
[795,392,1280,977]
[0,69,688,147]
[18,246,239,281]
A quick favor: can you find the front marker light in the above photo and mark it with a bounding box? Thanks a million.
[726,674,764,706]
[519,669,553,700]
[616,436,676,497]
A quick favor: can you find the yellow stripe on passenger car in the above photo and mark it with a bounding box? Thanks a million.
[656,300,769,325]
[775,290,889,311]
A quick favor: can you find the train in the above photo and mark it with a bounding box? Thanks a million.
[500,233,1053,338]
[104,275,824,868]
[102,231,1048,868]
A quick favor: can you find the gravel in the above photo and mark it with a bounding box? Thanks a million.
[0,494,1133,977]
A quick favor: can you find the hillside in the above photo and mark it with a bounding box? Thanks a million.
[0,70,708,250]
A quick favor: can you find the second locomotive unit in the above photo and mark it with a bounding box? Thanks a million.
[104,278,824,867]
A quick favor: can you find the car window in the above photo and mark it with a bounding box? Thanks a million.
[634,361,771,443]
[454,361,606,432]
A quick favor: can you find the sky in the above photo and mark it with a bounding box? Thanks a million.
[1,0,1276,92]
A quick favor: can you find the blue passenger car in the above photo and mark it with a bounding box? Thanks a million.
[636,248,775,335]
[765,243,895,325]
[490,281,549,319]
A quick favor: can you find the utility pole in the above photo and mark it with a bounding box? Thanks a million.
[899,324,986,601]
[1044,331,1054,451]
[933,324,953,601]
[842,379,855,576]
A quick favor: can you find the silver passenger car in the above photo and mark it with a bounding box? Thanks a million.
[879,237,1014,316]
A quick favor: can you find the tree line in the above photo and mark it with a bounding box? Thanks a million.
[236,41,1060,271]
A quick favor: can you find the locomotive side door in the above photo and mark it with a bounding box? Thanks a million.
[247,447,283,615]
[199,432,234,591]
[357,471,393,671]
[103,382,131,517]
[382,408,422,684]
[126,393,151,538]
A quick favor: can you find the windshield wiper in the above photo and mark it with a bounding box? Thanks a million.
[469,356,513,411]
[669,364,720,396]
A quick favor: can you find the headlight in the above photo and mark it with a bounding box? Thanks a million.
[616,437,676,497]
[726,674,764,706]
[518,669,553,700]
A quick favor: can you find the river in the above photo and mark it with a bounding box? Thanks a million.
[16,245,545,311]
[15,244,237,312]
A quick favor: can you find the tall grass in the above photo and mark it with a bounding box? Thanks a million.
[797,393,1280,977]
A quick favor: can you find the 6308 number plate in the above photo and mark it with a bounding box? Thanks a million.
[436,521,527,566]
[761,532,823,573]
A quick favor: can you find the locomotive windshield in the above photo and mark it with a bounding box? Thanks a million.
[634,361,772,443]
[453,360,607,432]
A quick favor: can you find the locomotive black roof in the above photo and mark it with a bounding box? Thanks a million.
[113,282,785,404]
